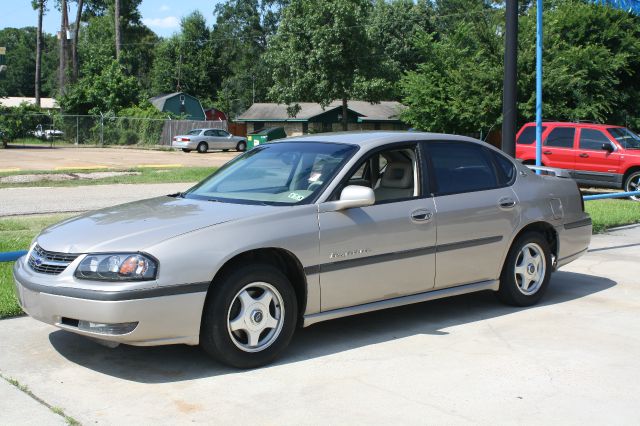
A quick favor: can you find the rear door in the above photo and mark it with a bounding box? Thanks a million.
[542,126,576,170]
[425,141,520,290]
[573,128,622,185]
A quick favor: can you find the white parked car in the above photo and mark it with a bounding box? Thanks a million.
[172,128,247,153]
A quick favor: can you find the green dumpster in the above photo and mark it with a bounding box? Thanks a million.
[247,127,287,149]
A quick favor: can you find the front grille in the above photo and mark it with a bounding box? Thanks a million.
[28,244,79,275]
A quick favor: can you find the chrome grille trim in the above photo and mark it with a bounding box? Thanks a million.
[28,244,80,275]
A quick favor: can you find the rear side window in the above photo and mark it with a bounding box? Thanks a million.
[429,142,498,195]
[517,126,546,145]
[579,129,612,151]
[489,150,516,185]
[544,127,575,148]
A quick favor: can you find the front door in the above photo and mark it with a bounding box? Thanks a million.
[318,144,436,311]
[573,128,621,185]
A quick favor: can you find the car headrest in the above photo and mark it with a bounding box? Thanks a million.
[380,162,413,189]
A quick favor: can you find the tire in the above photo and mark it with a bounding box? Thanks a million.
[200,264,298,368]
[222,149,229,152]
[236,141,247,152]
[182,148,191,153]
[497,232,552,307]
[197,142,208,153]
[624,170,640,201]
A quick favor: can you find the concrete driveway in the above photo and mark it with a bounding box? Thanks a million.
[0,146,237,172]
[1,226,639,425]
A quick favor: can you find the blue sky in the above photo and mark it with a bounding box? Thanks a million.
[0,0,224,37]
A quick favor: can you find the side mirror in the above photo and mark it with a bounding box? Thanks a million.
[319,185,375,212]
[602,143,614,153]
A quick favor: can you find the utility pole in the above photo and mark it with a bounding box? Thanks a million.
[59,0,68,95]
[72,0,84,82]
[114,0,122,60]
[35,0,44,106]
[501,0,518,157]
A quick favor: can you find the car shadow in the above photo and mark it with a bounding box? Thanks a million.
[48,271,615,383]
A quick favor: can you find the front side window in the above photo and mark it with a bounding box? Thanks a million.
[186,142,357,205]
[217,130,230,137]
[544,127,575,148]
[579,129,613,151]
[429,142,498,195]
[608,127,640,149]
[338,146,419,203]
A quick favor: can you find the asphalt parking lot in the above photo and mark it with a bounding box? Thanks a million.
[1,225,639,424]
[0,146,237,172]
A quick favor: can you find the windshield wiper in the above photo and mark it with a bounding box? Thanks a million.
[168,192,185,198]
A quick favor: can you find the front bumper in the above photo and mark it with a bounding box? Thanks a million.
[13,258,207,346]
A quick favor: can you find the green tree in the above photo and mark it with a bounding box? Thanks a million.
[60,59,139,114]
[517,0,640,128]
[0,27,58,97]
[266,0,389,130]
[400,0,503,134]
[367,0,435,99]
[150,11,214,99]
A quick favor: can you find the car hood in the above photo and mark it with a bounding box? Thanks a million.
[36,196,275,253]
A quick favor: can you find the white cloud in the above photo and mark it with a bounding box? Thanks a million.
[160,5,170,11]
[142,16,180,29]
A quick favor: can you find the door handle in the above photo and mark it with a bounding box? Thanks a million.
[543,150,552,155]
[499,197,517,209]
[579,153,589,158]
[411,209,433,222]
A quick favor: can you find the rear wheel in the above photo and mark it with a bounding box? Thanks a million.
[236,141,247,152]
[200,264,297,368]
[197,142,208,153]
[624,170,640,201]
[498,232,552,307]
[182,148,191,153]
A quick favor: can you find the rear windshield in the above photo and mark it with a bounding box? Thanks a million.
[608,127,640,149]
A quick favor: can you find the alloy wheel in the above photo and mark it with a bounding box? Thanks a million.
[227,282,285,353]
[514,242,546,296]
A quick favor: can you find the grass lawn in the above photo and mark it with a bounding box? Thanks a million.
[585,198,640,233]
[0,214,74,318]
[0,166,216,189]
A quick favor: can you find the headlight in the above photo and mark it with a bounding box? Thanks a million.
[75,253,158,281]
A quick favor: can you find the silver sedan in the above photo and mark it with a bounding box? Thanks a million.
[14,132,591,368]
[172,128,247,153]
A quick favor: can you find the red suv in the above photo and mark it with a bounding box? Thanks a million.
[516,122,640,198]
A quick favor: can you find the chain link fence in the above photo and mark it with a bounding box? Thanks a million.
[2,112,228,147]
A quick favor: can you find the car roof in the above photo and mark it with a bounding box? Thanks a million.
[272,131,484,149]
[521,122,624,129]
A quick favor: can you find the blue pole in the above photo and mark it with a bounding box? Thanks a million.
[583,191,640,201]
[0,250,28,262]
[535,0,543,174]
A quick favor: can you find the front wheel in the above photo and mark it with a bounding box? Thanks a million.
[624,171,640,201]
[498,232,552,307]
[200,264,297,368]
[236,141,247,152]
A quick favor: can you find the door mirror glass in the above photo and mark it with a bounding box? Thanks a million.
[320,185,375,212]
[601,143,614,152]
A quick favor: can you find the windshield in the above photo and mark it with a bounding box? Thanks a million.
[185,142,358,205]
[187,129,203,135]
[609,127,640,149]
